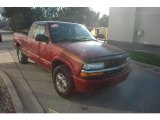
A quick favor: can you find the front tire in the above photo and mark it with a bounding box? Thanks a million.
[17,46,28,64]
[52,65,74,97]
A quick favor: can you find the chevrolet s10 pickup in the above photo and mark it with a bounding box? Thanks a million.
[14,21,131,97]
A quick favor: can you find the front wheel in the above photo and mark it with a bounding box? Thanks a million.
[17,46,28,64]
[52,65,74,97]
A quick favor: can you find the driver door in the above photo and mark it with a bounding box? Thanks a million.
[34,24,51,69]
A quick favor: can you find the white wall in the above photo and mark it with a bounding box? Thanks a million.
[108,7,136,43]
[108,7,160,46]
[137,8,160,46]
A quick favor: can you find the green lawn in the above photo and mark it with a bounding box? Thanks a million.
[127,50,160,67]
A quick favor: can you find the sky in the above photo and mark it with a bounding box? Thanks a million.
[92,7,109,16]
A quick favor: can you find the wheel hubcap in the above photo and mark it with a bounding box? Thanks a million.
[56,73,67,93]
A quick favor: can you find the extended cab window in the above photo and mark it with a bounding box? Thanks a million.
[34,25,47,39]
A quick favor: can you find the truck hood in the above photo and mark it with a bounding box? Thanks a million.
[57,40,125,59]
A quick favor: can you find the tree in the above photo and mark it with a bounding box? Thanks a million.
[99,14,109,27]
[57,7,99,27]
[0,17,9,28]
[32,7,59,21]
[2,7,34,31]
[2,7,60,31]
[2,7,105,31]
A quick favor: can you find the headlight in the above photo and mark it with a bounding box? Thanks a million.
[126,56,130,62]
[83,62,104,70]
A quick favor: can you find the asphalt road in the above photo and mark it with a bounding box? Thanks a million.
[1,32,160,113]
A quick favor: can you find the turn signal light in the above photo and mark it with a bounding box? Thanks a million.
[80,72,104,77]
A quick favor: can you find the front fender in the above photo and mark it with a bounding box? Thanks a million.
[51,57,76,75]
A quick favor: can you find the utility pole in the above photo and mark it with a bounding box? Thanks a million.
[0,34,2,42]
[92,12,94,27]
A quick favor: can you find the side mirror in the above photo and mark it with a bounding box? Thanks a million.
[35,34,49,43]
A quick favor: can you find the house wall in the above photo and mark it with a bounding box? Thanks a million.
[137,8,160,46]
[108,7,136,43]
[108,7,160,46]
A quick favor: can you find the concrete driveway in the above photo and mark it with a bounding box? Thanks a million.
[1,31,160,113]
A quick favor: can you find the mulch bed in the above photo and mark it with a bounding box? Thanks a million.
[0,76,16,113]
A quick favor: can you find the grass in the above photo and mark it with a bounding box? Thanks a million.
[127,50,160,67]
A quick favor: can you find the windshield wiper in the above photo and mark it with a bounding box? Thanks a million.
[58,38,69,42]
[80,37,97,41]
[68,37,98,42]
[67,38,83,42]
[56,37,97,42]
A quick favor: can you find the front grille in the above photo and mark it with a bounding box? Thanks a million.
[86,65,129,80]
[84,57,128,80]
[104,58,126,68]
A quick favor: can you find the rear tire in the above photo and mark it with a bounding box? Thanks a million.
[52,65,74,98]
[17,46,28,64]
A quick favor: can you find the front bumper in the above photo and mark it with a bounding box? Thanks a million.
[72,66,131,92]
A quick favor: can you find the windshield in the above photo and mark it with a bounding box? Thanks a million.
[49,23,96,42]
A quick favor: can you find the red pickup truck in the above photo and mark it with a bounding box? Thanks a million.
[14,21,131,97]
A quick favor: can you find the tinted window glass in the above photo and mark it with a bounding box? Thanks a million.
[49,23,95,42]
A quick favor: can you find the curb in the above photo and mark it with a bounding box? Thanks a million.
[0,70,24,113]
[131,60,160,75]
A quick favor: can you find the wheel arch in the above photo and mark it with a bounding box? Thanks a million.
[16,42,20,48]
[52,58,74,75]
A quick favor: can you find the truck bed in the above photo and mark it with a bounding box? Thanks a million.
[13,32,27,47]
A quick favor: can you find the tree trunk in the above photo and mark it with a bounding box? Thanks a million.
[0,34,2,42]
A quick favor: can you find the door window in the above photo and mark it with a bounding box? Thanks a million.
[34,25,47,39]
